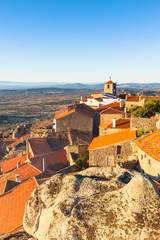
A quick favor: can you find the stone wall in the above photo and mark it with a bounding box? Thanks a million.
[56,111,93,134]
[30,129,53,138]
[131,117,159,131]
[89,140,134,166]
[65,144,89,165]
[48,161,69,172]
[100,113,125,125]
[125,101,139,110]
[118,160,138,170]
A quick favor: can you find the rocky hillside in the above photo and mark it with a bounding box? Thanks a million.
[24,167,160,240]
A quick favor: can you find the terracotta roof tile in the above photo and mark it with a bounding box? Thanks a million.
[54,109,76,120]
[96,102,124,112]
[0,177,38,233]
[54,109,94,120]
[6,134,29,148]
[88,130,136,150]
[1,153,33,173]
[125,95,160,102]
[100,107,124,115]
[136,129,160,161]
[106,80,113,84]
[99,118,130,129]
[0,163,41,195]
[92,92,102,95]
[29,149,67,172]
[28,138,52,156]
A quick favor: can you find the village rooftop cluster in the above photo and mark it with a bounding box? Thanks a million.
[1,79,160,233]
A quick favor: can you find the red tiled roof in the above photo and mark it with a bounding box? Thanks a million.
[99,118,130,129]
[92,92,102,95]
[1,153,33,173]
[29,149,67,172]
[0,163,41,195]
[106,80,113,84]
[37,177,51,185]
[28,138,52,156]
[136,129,160,161]
[0,177,38,233]
[100,107,124,115]
[54,109,94,120]
[96,102,124,112]
[88,130,136,150]
[54,109,76,120]
[6,134,29,148]
[125,95,159,102]
[150,115,159,119]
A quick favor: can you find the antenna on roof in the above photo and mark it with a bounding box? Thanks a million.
[109,76,111,81]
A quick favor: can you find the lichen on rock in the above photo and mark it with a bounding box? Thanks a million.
[23,167,160,240]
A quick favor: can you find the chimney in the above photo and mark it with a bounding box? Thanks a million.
[26,154,30,163]
[43,157,47,172]
[124,107,127,118]
[15,174,20,182]
[19,151,23,157]
[113,118,116,128]
[17,161,20,168]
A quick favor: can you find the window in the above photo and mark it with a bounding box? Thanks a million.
[148,159,151,165]
[117,145,122,155]
[107,85,110,88]
[141,154,143,160]
[145,154,146,158]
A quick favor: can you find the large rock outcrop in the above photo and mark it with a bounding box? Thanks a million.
[24,167,160,240]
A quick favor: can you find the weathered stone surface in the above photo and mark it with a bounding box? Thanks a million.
[0,232,32,240]
[12,125,27,139]
[24,167,160,240]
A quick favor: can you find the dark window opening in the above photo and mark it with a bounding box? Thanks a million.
[117,145,122,155]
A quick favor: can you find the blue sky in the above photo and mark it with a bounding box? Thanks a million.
[0,0,160,84]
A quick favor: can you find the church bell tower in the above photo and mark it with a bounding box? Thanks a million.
[104,77,117,95]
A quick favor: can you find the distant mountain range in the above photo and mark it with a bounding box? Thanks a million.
[0,81,160,91]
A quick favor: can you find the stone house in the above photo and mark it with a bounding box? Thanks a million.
[136,129,160,180]
[54,103,99,136]
[88,130,137,167]
[100,107,125,125]
[99,118,130,136]
[54,109,94,135]
[81,93,120,109]
[125,95,160,111]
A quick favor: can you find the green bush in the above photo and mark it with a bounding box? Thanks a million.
[132,99,160,118]
[136,128,145,137]
[75,155,88,170]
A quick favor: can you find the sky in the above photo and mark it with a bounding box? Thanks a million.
[0,0,160,84]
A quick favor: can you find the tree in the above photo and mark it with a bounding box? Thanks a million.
[75,155,88,170]
[132,99,160,118]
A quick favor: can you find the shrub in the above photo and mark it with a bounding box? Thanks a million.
[132,99,160,118]
[136,128,145,137]
[75,155,88,170]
